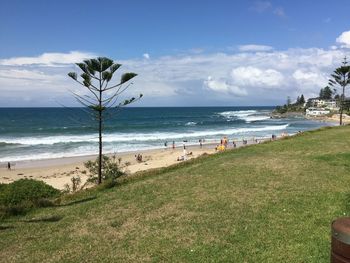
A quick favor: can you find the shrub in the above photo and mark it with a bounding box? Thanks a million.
[63,175,83,193]
[0,179,60,207]
[0,183,6,191]
[84,155,125,185]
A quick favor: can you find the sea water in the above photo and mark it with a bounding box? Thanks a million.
[0,107,333,162]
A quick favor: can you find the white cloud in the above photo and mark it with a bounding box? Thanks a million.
[0,69,63,81]
[273,7,286,17]
[251,1,271,13]
[0,51,96,66]
[251,1,286,18]
[0,37,347,106]
[204,76,247,96]
[324,17,331,23]
[188,48,205,54]
[336,30,350,48]
[238,44,273,52]
[143,53,150,59]
[231,66,284,88]
[292,69,327,89]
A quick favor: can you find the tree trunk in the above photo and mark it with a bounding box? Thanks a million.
[340,85,345,126]
[98,109,102,184]
[98,73,103,185]
[340,104,343,126]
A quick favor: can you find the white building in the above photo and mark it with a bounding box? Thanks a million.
[308,98,338,110]
[305,107,330,116]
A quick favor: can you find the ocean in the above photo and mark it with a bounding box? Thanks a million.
[0,107,333,162]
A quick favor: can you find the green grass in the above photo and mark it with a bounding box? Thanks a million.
[1,125,350,262]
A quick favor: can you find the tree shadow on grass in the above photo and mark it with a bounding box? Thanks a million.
[0,225,14,230]
[23,215,63,223]
[59,196,97,207]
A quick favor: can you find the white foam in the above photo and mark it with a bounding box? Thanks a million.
[218,110,257,118]
[185,122,197,126]
[0,143,161,162]
[0,124,289,146]
[218,110,271,123]
[243,116,271,123]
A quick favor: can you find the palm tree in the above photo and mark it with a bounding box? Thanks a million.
[68,57,142,184]
[329,57,350,125]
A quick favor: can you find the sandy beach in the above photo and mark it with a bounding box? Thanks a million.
[0,138,269,190]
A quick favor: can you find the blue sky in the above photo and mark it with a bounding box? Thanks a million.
[0,0,350,106]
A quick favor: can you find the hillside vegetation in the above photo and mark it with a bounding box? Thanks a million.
[1,126,350,262]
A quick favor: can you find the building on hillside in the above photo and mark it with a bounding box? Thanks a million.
[305,107,330,116]
[307,98,338,110]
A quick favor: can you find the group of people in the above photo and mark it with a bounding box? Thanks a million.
[216,137,230,151]
[135,154,143,162]
[164,139,205,150]
[215,137,259,151]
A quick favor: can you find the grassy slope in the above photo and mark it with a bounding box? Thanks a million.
[1,126,350,262]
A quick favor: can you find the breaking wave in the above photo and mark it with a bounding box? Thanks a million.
[0,124,289,146]
[218,110,270,123]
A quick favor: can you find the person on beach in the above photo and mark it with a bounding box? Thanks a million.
[164,141,168,148]
[233,141,236,148]
[172,141,175,149]
[7,162,11,170]
[177,156,184,161]
[183,140,187,160]
[199,139,202,148]
[135,154,143,162]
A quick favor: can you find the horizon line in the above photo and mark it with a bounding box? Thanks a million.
[0,105,277,109]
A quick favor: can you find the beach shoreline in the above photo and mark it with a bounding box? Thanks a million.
[0,137,270,190]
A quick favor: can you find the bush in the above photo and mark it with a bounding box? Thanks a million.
[0,179,60,207]
[85,155,125,185]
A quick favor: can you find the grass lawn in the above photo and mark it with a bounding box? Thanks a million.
[1,125,350,262]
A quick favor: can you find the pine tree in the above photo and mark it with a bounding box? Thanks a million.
[322,86,333,100]
[68,57,142,184]
[329,57,350,125]
[319,88,324,99]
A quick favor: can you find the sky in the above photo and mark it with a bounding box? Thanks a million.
[0,0,350,107]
